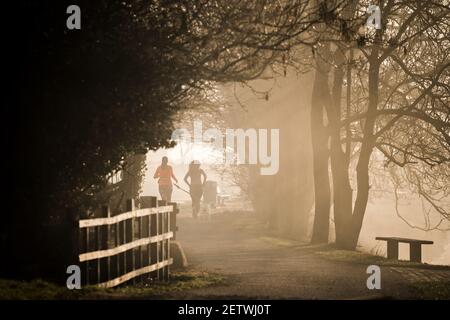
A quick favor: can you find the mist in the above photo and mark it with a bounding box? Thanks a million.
[143,68,449,265]
[5,0,449,302]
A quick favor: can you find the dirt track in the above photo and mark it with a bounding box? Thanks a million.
[169,210,448,299]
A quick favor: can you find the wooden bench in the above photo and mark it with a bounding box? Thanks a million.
[375,237,433,263]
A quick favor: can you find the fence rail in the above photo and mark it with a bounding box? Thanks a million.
[77,197,177,288]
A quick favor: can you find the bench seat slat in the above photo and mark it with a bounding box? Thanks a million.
[375,237,433,245]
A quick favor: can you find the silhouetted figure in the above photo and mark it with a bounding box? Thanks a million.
[154,156,178,203]
[184,160,207,218]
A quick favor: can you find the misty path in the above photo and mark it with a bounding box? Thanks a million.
[168,210,434,299]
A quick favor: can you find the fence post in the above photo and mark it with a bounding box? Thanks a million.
[139,196,157,209]
[169,202,178,240]
[164,209,170,281]
[167,202,178,281]
[137,207,143,282]
[101,205,111,283]
[85,227,91,285]
[118,212,125,281]
[125,199,135,284]
[78,226,88,287]
[96,224,101,284]
[141,196,157,281]
[68,210,81,286]
[114,210,120,281]
[158,200,172,280]
[76,194,172,287]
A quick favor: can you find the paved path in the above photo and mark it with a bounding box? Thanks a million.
[169,211,450,299]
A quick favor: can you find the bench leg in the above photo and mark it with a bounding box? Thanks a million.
[387,241,399,260]
[410,243,422,263]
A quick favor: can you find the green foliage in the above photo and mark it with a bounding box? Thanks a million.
[5,0,321,277]
[14,1,192,221]
[9,0,319,223]
[6,0,202,277]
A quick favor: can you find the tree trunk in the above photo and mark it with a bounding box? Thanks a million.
[330,145,354,248]
[310,60,331,244]
[345,57,381,249]
[328,48,354,248]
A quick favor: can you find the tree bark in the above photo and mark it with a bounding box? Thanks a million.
[345,54,381,249]
[328,48,354,248]
[310,57,331,244]
[322,1,358,249]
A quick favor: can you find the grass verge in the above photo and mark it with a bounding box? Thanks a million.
[409,281,450,300]
[315,248,450,270]
[0,271,225,300]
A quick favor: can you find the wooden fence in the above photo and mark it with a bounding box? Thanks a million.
[77,197,178,288]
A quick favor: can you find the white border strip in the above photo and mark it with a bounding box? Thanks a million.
[79,205,173,228]
[96,258,173,288]
[79,232,173,262]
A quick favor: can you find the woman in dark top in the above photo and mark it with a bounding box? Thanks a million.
[184,160,207,218]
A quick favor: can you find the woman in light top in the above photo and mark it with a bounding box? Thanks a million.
[153,156,178,203]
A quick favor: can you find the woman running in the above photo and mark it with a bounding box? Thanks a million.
[153,156,178,203]
[184,160,207,218]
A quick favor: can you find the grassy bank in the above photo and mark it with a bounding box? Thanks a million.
[0,271,225,300]
[315,247,450,300]
[315,247,450,269]
[260,234,450,299]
